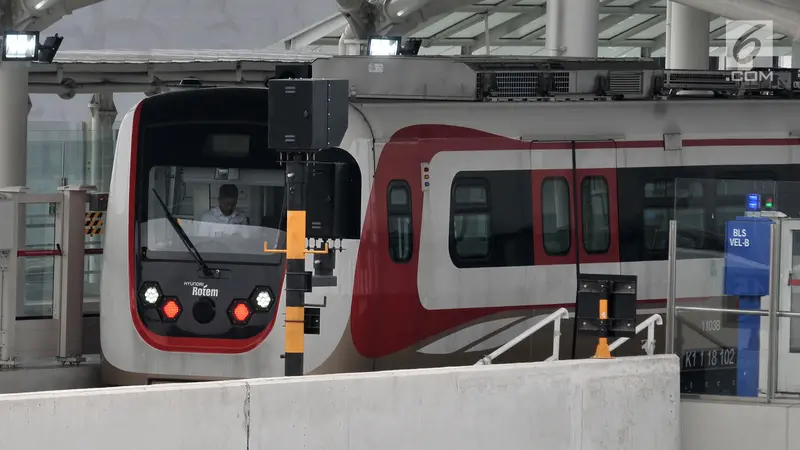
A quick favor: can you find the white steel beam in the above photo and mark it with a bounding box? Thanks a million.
[596,0,662,35]
[335,36,794,48]
[471,9,545,49]
[283,14,348,50]
[609,15,664,44]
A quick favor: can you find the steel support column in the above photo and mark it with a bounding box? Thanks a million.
[546,0,599,57]
[667,1,709,69]
[792,41,800,68]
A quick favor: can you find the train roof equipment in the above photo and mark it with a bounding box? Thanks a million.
[296,55,799,102]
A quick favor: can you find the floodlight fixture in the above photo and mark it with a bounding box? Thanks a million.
[367,36,400,56]
[1,32,62,63]
[2,31,39,61]
[37,34,63,63]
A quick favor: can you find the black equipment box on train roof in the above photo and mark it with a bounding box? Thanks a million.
[267,78,349,151]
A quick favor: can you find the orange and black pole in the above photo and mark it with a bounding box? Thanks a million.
[284,153,307,376]
[593,282,612,359]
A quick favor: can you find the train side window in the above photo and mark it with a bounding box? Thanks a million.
[581,176,610,254]
[541,177,571,256]
[451,179,491,259]
[387,180,413,263]
[641,178,706,252]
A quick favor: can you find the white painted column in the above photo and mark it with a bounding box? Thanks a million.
[87,93,116,287]
[792,41,800,68]
[666,1,709,69]
[88,93,117,192]
[546,0,599,57]
[0,62,29,188]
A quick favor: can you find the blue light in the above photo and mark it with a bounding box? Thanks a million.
[746,193,761,211]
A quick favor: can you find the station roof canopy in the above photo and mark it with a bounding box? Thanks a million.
[279,0,794,58]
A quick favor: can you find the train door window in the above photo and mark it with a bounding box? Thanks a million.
[387,180,413,263]
[541,177,571,256]
[451,179,491,259]
[581,176,610,254]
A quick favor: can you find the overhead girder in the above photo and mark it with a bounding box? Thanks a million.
[10,0,102,31]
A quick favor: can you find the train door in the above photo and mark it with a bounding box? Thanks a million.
[777,220,800,393]
[530,140,620,277]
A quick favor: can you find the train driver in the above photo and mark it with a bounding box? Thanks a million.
[198,184,250,237]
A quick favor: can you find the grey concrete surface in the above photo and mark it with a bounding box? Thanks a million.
[0,355,680,450]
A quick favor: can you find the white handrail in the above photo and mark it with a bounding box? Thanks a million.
[608,314,664,356]
[475,307,569,365]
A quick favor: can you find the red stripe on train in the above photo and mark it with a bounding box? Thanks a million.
[351,125,782,359]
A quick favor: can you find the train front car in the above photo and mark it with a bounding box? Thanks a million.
[101,87,290,384]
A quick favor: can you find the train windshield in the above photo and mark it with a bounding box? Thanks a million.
[142,165,286,265]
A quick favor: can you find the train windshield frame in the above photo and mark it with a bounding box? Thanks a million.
[135,118,287,266]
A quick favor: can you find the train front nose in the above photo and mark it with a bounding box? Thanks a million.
[134,266,283,351]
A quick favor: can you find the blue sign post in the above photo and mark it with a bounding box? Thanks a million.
[723,216,772,397]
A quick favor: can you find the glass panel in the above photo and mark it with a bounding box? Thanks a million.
[388,215,413,262]
[142,165,286,264]
[672,178,794,398]
[453,212,490,258]
[389,185,409,206]
[541,177,570,255]
[789,230,800,352]
[581,176,610,253]
[19,203,56,318]
[454,184,487,205]
[26,140,87,193]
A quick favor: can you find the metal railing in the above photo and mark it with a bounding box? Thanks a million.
[475,307,569,365]
[609,313,664,356]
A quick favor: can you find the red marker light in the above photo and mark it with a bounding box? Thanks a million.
[160,298,181,321]
[228,300,253,324]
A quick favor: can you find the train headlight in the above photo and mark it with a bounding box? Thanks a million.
[249,286,275,311]
[138,282,162,307]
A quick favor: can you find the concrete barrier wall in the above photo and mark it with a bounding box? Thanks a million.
[0,355,679,450]
[681,398,800,450]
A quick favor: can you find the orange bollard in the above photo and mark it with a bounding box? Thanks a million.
[593,298,613,359]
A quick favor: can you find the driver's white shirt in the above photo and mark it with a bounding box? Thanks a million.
[198,207,249,237]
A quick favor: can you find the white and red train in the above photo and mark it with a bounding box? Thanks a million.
[99,56,800,384]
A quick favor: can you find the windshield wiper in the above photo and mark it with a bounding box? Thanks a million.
[151,189,216,277]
